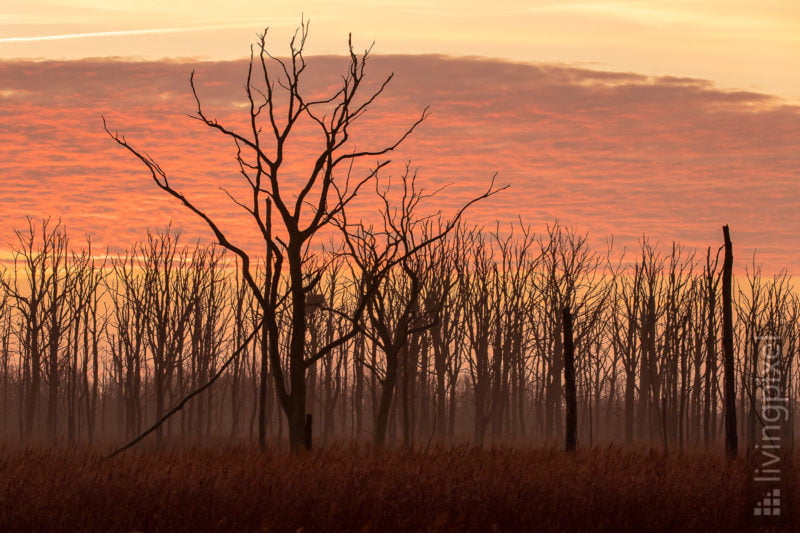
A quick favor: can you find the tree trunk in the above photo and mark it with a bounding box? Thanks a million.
[722,225,738,457]
[563,307,577,452]
[374,349,399,448]
[624,368,635,444]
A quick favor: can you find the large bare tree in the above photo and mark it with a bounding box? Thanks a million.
[104,23,501,450]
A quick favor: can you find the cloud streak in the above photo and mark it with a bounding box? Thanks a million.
[0,23,262,43]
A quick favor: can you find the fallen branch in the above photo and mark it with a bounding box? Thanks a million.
[107,317,264,458]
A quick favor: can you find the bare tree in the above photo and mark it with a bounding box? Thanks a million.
[105,23,501,450]
[722,225,737,456]
[340,169,499,447]
[563,306,577,452]
[1,219,69,442]
[104,24,422,450]
[65,241,106,444]
[703,247,721,447]
[458,229,498,445]
[0,273,12,435]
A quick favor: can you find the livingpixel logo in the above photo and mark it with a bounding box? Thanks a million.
[753,488,781,517]
[751,335,787,524]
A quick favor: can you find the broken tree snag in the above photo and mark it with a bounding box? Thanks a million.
[722,225,738,457]
[563,306,577,453]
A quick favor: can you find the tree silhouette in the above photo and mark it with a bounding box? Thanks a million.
[104,23,501,450]
[722,225,737,456]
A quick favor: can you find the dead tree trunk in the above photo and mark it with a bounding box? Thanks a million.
[258,199,272,450]
[722,225,737,457]
[563,306,577,452]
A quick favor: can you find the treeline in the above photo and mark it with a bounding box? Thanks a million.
[0,218,796,450]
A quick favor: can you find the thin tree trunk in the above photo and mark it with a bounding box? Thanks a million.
[563,306,577,452]
[722,225,738,457]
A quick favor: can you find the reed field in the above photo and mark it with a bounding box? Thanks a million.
[1,444,791,532]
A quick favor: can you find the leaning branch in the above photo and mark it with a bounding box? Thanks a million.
[106,316,264,458]
[102,117,269,310]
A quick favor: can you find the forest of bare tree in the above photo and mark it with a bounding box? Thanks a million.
[0,25,795,461]
[2,13,797,531]
[0,216,795,454]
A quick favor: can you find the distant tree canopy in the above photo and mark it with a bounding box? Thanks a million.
[0,217,796,453]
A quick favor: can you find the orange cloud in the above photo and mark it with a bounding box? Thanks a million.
[0,56,798,272]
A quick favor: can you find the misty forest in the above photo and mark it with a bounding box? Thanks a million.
[0,24,796,531]
[0,26,795,456]
[0,213,795,450]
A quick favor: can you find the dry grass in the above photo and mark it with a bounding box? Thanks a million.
[0,444,792,531]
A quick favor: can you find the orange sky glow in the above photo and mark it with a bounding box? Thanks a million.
[0,2,798,273]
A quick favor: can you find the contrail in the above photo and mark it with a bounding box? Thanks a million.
[0,23,263,43]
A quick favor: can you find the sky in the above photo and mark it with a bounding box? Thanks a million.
[2,1,799,101]
[0,1,798,272]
